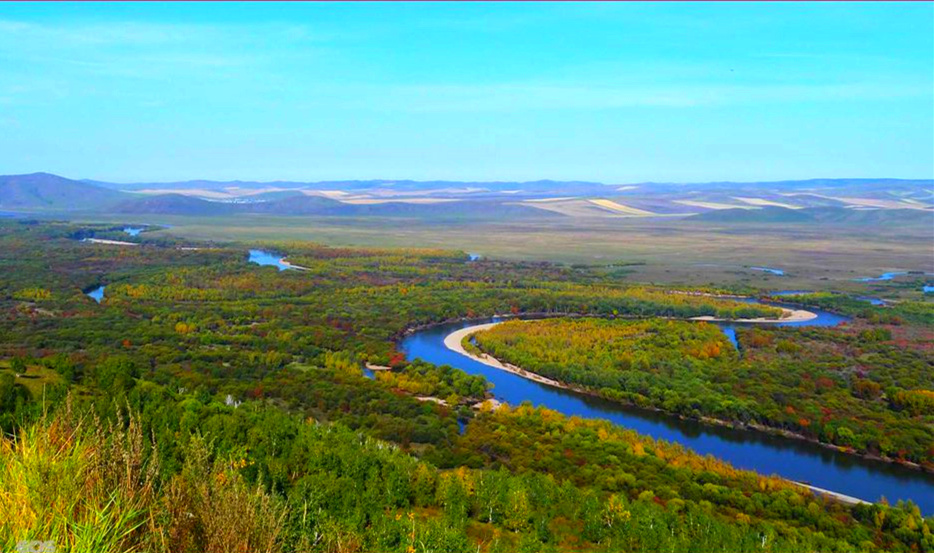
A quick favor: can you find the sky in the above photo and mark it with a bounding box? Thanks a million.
[0,2,931,183]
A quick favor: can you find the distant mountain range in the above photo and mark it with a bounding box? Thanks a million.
[1,172,931,223]
[687,206,933,225]
[84,177,615,196]
[110,192,558,220]
[0,172,130,211]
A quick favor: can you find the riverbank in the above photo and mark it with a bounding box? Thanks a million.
[402,303,819,340]
[82,238,139,246]
[795,483,869,506]
[691,306,817,323]
[446,323,880,506]
[444,323,566,388]
[280,257,310,271]
[673,291,823,323]
[443,319,925,474]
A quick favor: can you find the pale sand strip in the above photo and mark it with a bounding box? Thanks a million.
[82,238,139,246]
[794,483,870,506]
[691,307,817,324]
[279,258,311,271]
[444,322,565,389]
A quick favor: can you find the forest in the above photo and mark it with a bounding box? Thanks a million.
[469,318,934,465]
[764,292,934,326]
[0,220,931,552]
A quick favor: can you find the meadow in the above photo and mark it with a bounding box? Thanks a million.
[76,213,933,297]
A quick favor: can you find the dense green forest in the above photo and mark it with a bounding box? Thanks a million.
[1,220,932,552]
[764,292,934,326]
[470,318,934,465]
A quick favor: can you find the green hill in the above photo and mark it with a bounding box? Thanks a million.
[0,172,129,211]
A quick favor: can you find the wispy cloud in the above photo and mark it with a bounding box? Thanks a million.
[0,18,338,81]
[0,18,341,47]
[319,80,933,114]
[0,18,339,105]
[1,14,928,113]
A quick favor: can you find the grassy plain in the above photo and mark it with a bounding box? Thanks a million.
[0,361,63,398]
[77,213,934,296]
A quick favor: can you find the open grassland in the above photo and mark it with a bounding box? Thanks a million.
[78,213,934,297]
[0,361,63,399]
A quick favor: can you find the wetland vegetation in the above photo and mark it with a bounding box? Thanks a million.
[0,220,931,553]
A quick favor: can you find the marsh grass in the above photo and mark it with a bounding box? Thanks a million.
[158,434,285,553]
[0,400,154,552]
[0,399,284,553]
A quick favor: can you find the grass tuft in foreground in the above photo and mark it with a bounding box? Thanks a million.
[0,401,282,553]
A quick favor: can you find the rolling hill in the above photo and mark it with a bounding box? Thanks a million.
[5,173,931,222]
[0,172,129,210]
[689,206,816,223]
[113,194,236,216]
[688,206,933,225]
[114,193,558,220]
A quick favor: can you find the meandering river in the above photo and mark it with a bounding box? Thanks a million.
[400,301,934,512]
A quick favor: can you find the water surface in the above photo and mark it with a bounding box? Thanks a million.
[401,303,934,512]
[854,271,908,282]
[751,266,784,276]
[248,249,292,271]
[85,285,105,304]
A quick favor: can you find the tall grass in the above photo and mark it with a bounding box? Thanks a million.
[158,435,285,553]
[0,401,283,553]
[0,400,154,552]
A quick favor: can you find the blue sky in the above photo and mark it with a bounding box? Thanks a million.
[0,2,931,183]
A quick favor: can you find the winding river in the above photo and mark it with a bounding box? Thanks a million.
[400,301,934,512]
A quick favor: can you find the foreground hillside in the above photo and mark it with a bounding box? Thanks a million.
[0,220,931,552]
